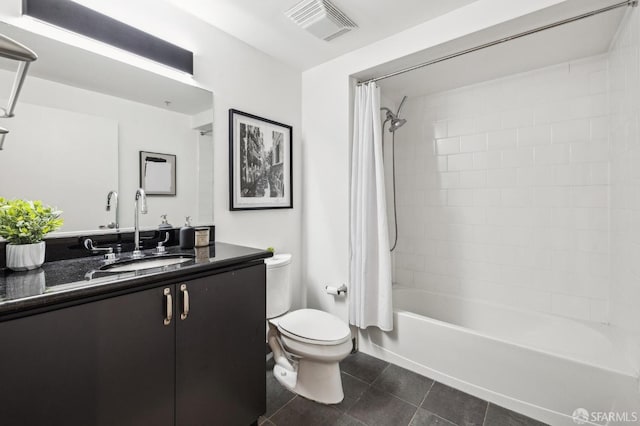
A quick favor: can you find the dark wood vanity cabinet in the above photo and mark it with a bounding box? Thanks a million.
[0,263,266,426]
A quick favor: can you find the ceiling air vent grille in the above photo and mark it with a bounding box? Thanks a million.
[285,0,357,41]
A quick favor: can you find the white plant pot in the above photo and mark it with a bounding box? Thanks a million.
[6,241,46,271]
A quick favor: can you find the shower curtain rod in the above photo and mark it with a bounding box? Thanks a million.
[358,0,637,86]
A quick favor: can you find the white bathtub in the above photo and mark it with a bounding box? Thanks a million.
[358,287,640,426]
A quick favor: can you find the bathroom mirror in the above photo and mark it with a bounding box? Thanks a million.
[0,22,214,234]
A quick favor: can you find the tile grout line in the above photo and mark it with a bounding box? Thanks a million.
[406,381,436,426]
[370,363,391,385]
[481,402,491,426]
[267,394,298,422]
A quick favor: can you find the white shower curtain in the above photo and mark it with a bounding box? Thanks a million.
[349,83,393,331]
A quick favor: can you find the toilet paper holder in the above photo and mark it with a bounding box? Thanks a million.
[325,284,347,295]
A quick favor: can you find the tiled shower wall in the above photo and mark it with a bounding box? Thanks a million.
[610,9,640,352]
[389,55,610,323]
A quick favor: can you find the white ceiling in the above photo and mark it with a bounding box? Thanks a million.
[164,0,481,70]
[354,0,628,100]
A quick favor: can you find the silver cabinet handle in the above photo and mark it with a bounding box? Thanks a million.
[164,288,173,326]
[180,284,189,320]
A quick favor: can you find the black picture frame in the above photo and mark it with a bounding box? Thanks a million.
[139,151,176,196]
[229,109,293,210]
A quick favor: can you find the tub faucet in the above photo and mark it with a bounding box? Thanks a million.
[132,188,148,259]
[106,190,119,229]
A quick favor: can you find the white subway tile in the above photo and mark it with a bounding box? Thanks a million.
[501,227,533,247]
[589,163,610,185]
[437,156,448,172]
[447,153,474,171]
[474,188,501,207]
[572,186,608,208]
[425,190,448,206]
[552,119,589,143]
[396,252,427,272]
[475,113,502,133]
[535,144,570,165]
[552,293,590,321]
[444,206,486,225]
[502,108,534,129]
[459,170,486,188]
[448,189,475,206]
[473,225,503,245]
[448,117,475,136]
[533,187,572,208]
[486,168,517,187]
[440,172,460,189]
[460,134,488,153]
[518,125,552,147]
[436,137,460,155]
[501,188,531,207]
[434,121,448,139]
[570,142,609,163]
[393,268,414,286]
[576,230,609,254]
[488,129,517,151]
[555,164,590,186]
[518,166,556,186]
[473,151,501,170]
[502,148,534,168]
[590,116,609,140]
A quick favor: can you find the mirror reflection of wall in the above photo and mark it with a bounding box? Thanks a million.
[0,28,213,234]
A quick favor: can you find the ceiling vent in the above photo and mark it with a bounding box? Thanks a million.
[285,0,357,41]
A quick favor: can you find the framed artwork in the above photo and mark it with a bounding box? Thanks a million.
[139,151,176,196]
[229,109,292,210]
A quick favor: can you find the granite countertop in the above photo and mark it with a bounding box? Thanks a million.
[0,242,271,318]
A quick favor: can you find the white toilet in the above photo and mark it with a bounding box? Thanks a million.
[265,254,352,404]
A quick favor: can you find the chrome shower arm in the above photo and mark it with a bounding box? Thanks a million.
[0,33,37,62]
[0,33,37,118]
[0,33,37,150]
[1,61,31,118]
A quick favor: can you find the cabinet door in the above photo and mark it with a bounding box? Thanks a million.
[0,286,175,426]
[176,264,266,426]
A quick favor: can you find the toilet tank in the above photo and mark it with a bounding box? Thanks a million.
[265,253,292,319]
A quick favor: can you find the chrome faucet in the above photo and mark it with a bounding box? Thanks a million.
[132,188,148,259]
[106,190,119,229]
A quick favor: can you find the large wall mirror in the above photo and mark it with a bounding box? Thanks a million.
[0,22,213,234]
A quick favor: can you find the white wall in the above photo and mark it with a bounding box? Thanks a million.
[609,7,640,370]
[301,0,567,321]
[386,55,609,322]
[0,0,304,307]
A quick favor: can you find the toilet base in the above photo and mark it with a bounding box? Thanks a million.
[274,359,344,404]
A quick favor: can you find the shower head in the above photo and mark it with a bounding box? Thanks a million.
[389,118,406,132]
[381,95,408,132]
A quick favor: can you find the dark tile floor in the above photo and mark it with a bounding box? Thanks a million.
[260,352,548,426]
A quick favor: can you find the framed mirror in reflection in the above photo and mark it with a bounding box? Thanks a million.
[0,22,213,234]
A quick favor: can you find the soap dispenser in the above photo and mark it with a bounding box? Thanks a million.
[159,214,172,229]
[179,216,195,249]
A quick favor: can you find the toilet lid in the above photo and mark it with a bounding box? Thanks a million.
[277,309,351,344]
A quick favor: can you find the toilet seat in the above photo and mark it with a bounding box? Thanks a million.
[275,309,351,346]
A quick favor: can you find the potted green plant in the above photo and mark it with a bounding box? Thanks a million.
[0,198,63,271]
